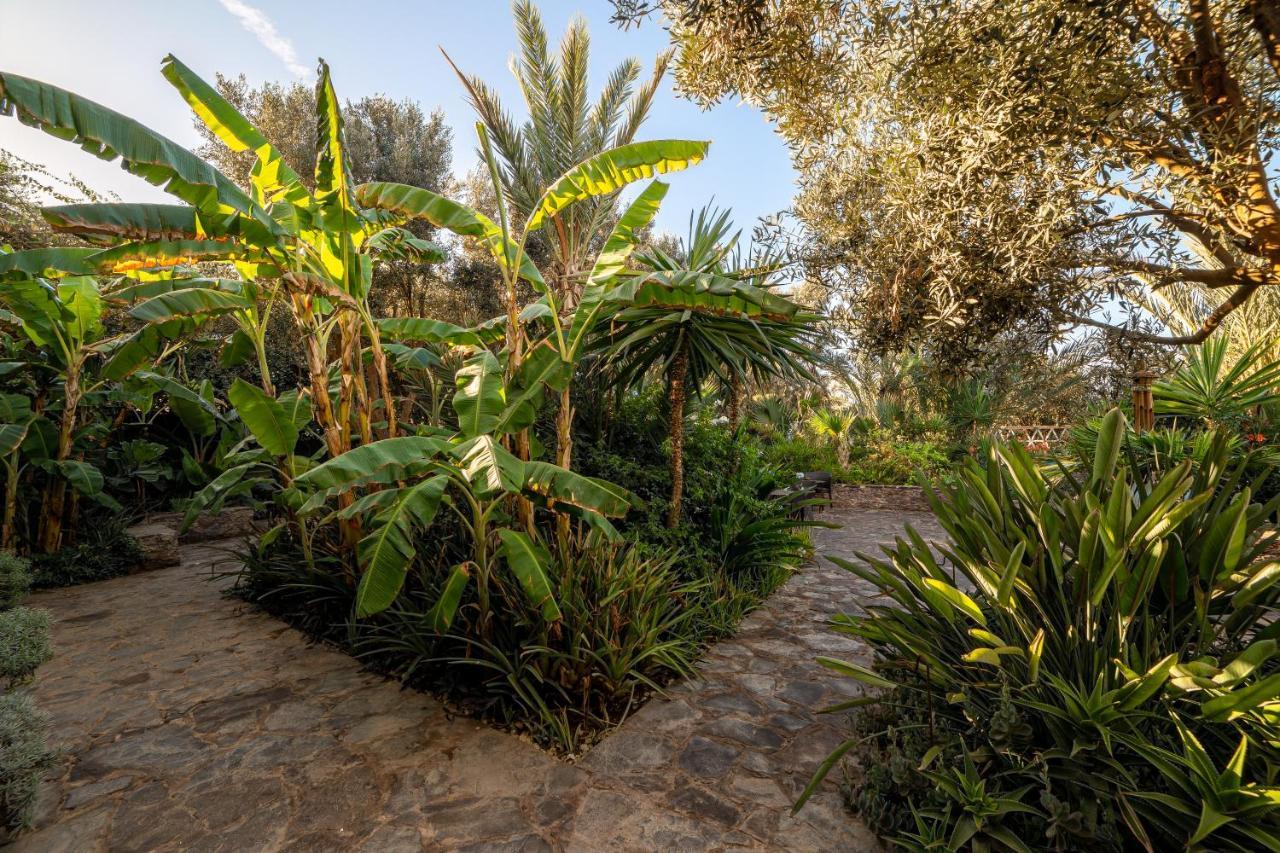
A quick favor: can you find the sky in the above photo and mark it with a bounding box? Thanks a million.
[0,0,797,239]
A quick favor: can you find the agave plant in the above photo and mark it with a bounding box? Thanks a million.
[1156,336,1280,428]
[801,410,1280,849]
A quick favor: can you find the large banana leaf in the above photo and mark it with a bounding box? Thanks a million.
[0,70,276,231]
[101,326,166,380]
[451,434,524,497]
[295,435,451,506]
[160,54,310,208]
[521,461,636,517]
[496,340,571,433]
[43,203,201,244]
[228,379,298,457]
[427,563,472,632]
[130,286,255,324]
[452,350,505,437]
[527,140,708,230]
[365,227,447,264]
[136,371,218,437]
[497,529,561,622]
[376,316,483,348]
[585,180,669,286]
[355,181,547,290]
[355,473,449,617]
[0,247,100,280]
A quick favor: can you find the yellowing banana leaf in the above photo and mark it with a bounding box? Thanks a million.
[160,54,310,208]
[355,474,450,617]
[527,139,708,230]
[90,239,263,275]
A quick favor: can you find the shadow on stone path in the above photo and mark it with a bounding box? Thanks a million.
[14,509,941,852]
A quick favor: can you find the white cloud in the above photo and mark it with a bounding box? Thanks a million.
[217,0,310,79]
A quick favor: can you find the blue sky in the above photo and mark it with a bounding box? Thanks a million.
[0,0,797,238]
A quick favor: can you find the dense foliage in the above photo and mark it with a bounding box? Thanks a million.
[0,553,55,839]
[618,0,1280,365]
[809,411,1280,850]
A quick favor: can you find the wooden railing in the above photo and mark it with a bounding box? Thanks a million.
[994,425,1071,446]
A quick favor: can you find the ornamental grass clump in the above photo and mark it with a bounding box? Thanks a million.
[803,409,1280,851]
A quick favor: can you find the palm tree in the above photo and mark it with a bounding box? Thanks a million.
[446,0,673,483]
[807,406,856,467]
[593,206,820,526]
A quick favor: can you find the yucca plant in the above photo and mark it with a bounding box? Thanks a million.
[592,205,820,526]
[801,410,1280,850]
[1156,336,1280,428]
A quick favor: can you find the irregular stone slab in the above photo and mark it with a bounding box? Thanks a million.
[122,522,179,571]
[148,506,258,543]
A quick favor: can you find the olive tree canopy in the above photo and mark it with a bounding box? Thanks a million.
[616,0,1280,362]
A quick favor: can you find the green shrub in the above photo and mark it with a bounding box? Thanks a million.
[0,608,51,687]
[0,691,58,838]
[0,554,31,610]
[805,410,1280,850]
[30,517,142,589]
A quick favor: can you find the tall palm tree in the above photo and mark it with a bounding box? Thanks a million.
[446,1,673,486]
[593,206,820,526]
[447,0,670,304]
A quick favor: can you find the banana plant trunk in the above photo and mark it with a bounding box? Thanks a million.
[3,453,19,550]
[38,363,81,553]
[666,343,689,528]
[555,385,573,543]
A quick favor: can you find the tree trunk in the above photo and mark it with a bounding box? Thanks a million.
[38,366,80,553]
[555,386,573,543]
[727,374,743,425]
[666,344,689,528]
[3,455,18,551]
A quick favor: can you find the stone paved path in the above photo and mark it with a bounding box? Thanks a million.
[14,509,941,852]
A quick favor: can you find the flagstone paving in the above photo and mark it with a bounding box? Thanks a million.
[13,507,941,852]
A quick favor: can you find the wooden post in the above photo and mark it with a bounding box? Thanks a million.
[1132,370,1156,432]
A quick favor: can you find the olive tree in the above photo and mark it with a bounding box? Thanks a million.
[617,0,1280,361]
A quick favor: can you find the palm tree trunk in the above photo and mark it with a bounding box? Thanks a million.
[666,344,689,528]
[727,373,743,424]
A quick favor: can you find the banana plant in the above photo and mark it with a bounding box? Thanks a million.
[0,57,446,464]
[0,264,176,552]
[357,125,708,537]
[292,398,635,621]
